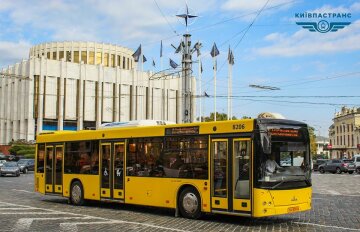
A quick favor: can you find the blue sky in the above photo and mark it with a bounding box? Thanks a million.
[1,0,360,136]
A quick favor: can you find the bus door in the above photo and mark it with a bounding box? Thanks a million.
[45,145,63,194]
[100,142,125,200]
[211,138,252,214]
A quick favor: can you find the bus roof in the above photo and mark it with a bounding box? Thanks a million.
[36,118,307,143]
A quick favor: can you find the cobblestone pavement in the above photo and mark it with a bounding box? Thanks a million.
[0,172,359,232]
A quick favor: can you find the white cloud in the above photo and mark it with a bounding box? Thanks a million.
[254,2,360,57]
[221,0,296,21]
[0,41,31,67]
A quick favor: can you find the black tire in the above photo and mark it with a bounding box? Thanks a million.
[23,168,28,174]
[70,181,85,206]
[178,187,202,219]
[336,167,341,174]
[16,172,20,177]
[348,171,354,174]
[356,168,360,174]
[319,167,325,174]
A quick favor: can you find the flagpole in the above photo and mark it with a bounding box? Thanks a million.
[228,58,230,120]
[140,49,143,120]
[230,60,233,119]
[198,55,202,122]
[214,56,216,122]
[161,51,164,121]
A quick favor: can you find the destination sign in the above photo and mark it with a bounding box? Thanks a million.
[165,126,199,135]
[269,128,299,137]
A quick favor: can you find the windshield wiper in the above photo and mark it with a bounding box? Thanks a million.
[270,178,286,189]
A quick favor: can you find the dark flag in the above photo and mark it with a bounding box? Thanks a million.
[228,47,234,65]
[175,42,182,53]
[142,55,147,63]
[132,45,141,62]
[201,61,203,73]
[194,41,201,57]
[204,91,209,97]
[169,58,178,69]
[210,43,219,57]
[152,58,156,67]
[160,40,163,58]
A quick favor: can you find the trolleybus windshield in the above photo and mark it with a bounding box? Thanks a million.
[256,124,311,190]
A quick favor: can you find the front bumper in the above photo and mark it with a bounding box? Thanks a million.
[1,171,19,176]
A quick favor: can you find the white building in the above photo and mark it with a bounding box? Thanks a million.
[0,41,195,145]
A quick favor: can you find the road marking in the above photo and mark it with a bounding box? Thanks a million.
[294,222,360,231]
[0,201,190,232]
[13,217,94,232]
[0,208,37,210]
[60,221,192,232]
[12,189,34,194]
[327,190,340,195]
[315,193,360,197]
[0,212,71,215]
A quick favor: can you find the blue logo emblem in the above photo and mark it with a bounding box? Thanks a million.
[296,21,351,33]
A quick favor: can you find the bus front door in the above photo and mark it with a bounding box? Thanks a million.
[45,145,63,194]
[100,142,125,200]
[211,138,252,215]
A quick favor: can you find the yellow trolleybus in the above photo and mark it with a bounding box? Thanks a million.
[35,118,312,219]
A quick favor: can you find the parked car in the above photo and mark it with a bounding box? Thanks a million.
[17,159,35,174]
[313,159,329,171]
[318,159,356,174]
[0,161,20,177]
[352,154,360,174]
[0,160,6,167]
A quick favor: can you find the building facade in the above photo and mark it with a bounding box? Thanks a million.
[315,136,330,158]
[0,41,195,145]
[328,107,360,159]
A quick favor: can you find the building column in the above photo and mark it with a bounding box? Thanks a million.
[0,72,5,144]
[12,65,19,141]
[37,57,45,134]
[6,67,12,144]
[26,59,35,141]
[77,62,84,130]
[114,67,120,121]
[58,58,65,130]
[95,65,103,129]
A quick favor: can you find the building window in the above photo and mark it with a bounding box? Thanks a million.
[81,51,87,64]
[66,51,71,62]
[117,55,121,67]
[347,124,350,133]
[59,51,64,60]
[96,52,102,65]
[89,51,95,65]
[74,51,79,63]
[127,58,130,70]
[47,52,50,59]
[123,57,126,69]
[352,134,354,147]
[104,53,109,67]
[111,54,115,67]
[33,75,40,119]
[52,52,57,60]
[348,135,350,146]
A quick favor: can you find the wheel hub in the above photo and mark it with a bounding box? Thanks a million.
[182,192,198,214]
[72,185,81,204]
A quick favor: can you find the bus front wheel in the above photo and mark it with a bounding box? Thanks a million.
[70,181,85,206]
[178,187,202,219]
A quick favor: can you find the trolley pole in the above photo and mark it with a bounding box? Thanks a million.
[182,34,193,123]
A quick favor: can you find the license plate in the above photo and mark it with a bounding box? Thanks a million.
[287,206,299,213]
[349,165,354,167]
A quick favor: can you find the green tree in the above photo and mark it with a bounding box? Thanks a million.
[308,127,317,159]
[200,112,238,122]
[8,140,35,159]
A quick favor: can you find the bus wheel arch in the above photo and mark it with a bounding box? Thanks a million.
[70,179,85,206]
[177,185,202,219]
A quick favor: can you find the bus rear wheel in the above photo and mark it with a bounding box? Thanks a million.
[178,187,202,219]
[70,181,85,206]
